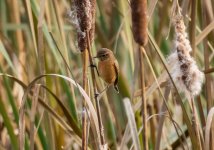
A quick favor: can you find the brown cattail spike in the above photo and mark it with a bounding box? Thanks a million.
[131,0,148,46]
[89,0,96,44]
[74,0,92,32]
[72,0,96,52]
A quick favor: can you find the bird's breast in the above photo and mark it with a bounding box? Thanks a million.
[98,60,116,84]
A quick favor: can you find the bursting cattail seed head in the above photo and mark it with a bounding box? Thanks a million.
[74,0,92,32]
[131,0,148,46]
[167,14,204,98]
[89,0,96,44]
[68,0,96,52]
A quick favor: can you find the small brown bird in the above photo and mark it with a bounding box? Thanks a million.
[94,48,119,93]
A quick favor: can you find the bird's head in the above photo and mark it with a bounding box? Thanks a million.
[94,48,114,61]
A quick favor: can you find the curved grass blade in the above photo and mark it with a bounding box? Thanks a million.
[123,98,141,150]
[0,74,90,148]
[40,85,81,137]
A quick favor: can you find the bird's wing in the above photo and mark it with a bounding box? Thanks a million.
[113,60,119,85]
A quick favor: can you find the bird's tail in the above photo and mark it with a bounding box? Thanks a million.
[114,85,119,93]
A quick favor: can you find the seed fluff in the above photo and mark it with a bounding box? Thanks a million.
[167,15,204,98]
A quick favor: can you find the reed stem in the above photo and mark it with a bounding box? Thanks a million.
[82,49,89,150]
[190,96,202,150]
[139,46,148,150]
[86,31,105,145]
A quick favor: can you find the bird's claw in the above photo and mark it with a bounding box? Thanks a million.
[94,92,100,99]
[89,64,100,76]
[89,64,96,68]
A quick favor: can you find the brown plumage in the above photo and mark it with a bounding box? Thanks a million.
[94,48,119,93]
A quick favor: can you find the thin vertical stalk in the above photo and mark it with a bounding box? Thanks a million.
[86,31,105,145]
[82,107,87,150]
[38,0,55,149]
[196,96,206,136]
[190,96,202,150]
[139,46,148,150]
[148,104,156,148]
[189,0,197,57]
[82,49,89,150]
[11,0,25,79]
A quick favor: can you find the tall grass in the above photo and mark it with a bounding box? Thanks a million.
[0,0,214,149]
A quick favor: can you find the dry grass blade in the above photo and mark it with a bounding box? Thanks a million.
[155,87,171,150]
[204,107,214,150]
[119,125,130,149]
[147,0,159,22]
[204,68,214,74]
[30,84,40,150]
[0,40,17,74]
[189,0,196,57]
[24,0,37,55]
[2,72,80,139]
[196,20,214,45]
[40,85,81,137]
[133,70,168,111]
[132,113,189,150]
[27,74,99,137]
[123,98,141,150]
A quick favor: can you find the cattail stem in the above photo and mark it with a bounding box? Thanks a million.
[139,46,148,150]
[82,107,87,150]
[190,96,202,150]
[86,31,105,145]
[82,49,89,150]
[131,0,148,148]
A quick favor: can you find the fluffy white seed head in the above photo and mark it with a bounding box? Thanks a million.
[167,15,204,98]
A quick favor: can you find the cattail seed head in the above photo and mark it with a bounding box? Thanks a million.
[167,14,204,98]
[89,0,96,44]
[74,0,92,32]
[68,0,96,52]
[131,0,148,46]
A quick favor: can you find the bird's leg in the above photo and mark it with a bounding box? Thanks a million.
[100,84,109,95]
[89,64,100,76]
[95,85,110,100]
